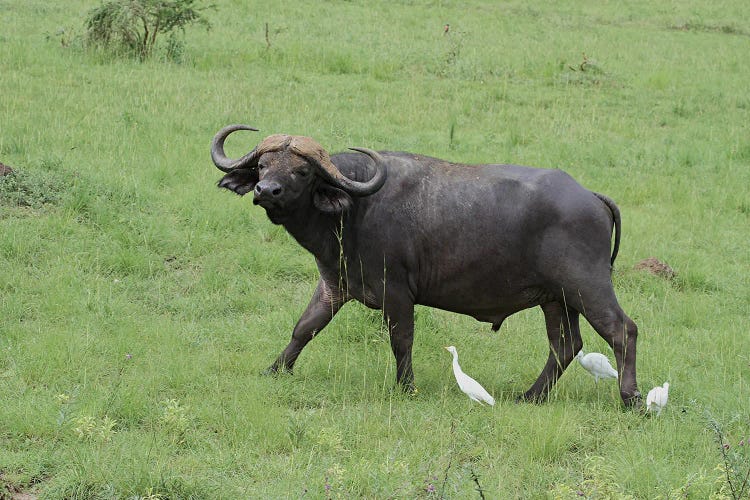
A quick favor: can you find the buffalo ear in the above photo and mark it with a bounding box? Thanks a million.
[217,168,258,196]
[313,185,352,214]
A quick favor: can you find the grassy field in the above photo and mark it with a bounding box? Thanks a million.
[1,0,749,498]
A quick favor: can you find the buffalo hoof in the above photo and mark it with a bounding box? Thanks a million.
[261,365,293,377]
[516,391,547,404]
[398,381,418,395]
[622,390,643,409]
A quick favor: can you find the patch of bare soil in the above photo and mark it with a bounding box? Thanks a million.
[12,494,38,500]
[1,474,38,500]
[2,487,38,500]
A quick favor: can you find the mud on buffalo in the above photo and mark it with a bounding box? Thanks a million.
[211,124,640,407]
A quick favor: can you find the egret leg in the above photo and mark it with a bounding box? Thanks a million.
[521,302,582,402]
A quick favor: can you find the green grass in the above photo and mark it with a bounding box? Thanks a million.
[1,0,749,497]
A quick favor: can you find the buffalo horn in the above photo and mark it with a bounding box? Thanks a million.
[210,124,260,172]
[307,146,387,196]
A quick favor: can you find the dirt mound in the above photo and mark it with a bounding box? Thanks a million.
[634,257,675,280]
[0,162,14,176]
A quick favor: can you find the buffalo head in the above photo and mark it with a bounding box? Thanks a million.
[211,125,387,223]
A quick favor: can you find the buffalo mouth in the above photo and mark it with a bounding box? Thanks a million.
[252,197,277,209]
[253,198,289,224]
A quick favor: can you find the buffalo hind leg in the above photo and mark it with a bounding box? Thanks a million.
[584,306,640,407]
[265,279,344,375]
[382,290,416,393]
[522,302,582,402]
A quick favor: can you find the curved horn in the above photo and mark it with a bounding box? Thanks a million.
[210,124,260,172]
[308,147,387,196]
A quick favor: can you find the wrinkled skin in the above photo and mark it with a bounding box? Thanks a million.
[214,128,641,407]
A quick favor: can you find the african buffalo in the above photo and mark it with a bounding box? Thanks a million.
[211,124,640,407]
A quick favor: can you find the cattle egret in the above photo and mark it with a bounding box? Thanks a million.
[646,382,669,415]
[444,346,495,406]
[576,350,618,384]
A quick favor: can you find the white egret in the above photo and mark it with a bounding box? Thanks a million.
[444,346,495,406]
[576,350,618,384]
[646,382,669,415]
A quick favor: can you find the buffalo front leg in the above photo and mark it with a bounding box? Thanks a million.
[585,307,640,407]
[265,279,344,375]
[383,292,416,393]
[522,302,582,402]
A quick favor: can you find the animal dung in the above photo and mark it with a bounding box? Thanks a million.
[634,257,675,280]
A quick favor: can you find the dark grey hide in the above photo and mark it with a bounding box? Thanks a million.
[212,125,640,407]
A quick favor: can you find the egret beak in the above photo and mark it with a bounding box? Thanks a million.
[443,346,450,351]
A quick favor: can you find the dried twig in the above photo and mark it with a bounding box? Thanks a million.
[440,420,457,498]
[470,465,486,499]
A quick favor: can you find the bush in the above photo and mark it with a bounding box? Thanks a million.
[85,0,212,61]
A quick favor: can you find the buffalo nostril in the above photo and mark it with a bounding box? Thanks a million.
[255,181,281,198]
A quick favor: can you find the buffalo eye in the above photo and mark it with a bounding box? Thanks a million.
[297,169,309,177]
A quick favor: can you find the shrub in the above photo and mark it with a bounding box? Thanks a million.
[85,0,212,61]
